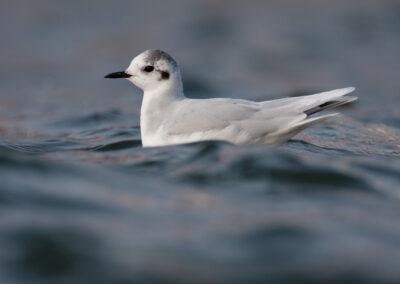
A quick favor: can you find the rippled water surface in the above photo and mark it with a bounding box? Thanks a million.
[1,0,400,283]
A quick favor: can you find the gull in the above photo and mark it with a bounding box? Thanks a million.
[105,49,357,147]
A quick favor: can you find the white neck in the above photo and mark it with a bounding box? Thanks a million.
[140,75,185,145]
[142,75,184,106]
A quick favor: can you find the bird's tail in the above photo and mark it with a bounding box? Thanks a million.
[263,113,338,144]
[304,95,357,115]
[262,87,357,144]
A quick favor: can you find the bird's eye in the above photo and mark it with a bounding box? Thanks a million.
[143,66,154,72]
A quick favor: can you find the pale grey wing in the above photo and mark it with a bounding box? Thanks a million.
[166,96,304,140]
[164,98,261,136]
[259,87,357,115]
[164,87,356,141]
[234,87,356,139]
[251,87,357,140]
[214,88,356,137]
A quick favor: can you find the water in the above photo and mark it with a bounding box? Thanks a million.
[1,0,400,283]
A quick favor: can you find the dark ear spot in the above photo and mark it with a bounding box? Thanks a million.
[161,71,170,80]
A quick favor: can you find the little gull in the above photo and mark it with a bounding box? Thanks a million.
[105,49,357,147]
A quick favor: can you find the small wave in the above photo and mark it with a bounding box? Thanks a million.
[91,139,142,152]
[45,109,126,129]
[0,140,85,154]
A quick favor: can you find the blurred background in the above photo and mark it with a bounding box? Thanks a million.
[0,0,400,283]
[1,0,400,123]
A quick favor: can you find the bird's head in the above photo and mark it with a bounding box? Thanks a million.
[105,49,181,92]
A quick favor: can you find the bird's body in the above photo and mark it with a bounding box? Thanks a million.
[106,50,357,147]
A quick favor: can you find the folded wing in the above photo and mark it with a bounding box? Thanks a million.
[166,87,357,144]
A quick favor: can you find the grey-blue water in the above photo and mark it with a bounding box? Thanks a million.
[1,1,400,283]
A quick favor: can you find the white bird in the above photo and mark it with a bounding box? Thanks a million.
[105,49,357,147]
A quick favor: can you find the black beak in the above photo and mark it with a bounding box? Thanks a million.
[104,71,132,79]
